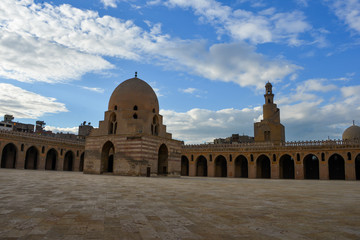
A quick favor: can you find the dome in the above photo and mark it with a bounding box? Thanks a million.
[108,77,159,113]
[342,124,360,141]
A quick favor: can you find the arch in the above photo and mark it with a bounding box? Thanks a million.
[1,143,17,169]
[101,141,115,173]
[109,113,117,134]
[25,146,38,170]
[158,144,168,175]
[356,154,360,180]
[181,156,189,176]
[196,156,208,176]
[303,154,319,179]
[328,154,345,180]
[63,151,74,171]
[279,154,294,179]
[79,152,85,172]
[256,155,270,178]
[215,155,227,177]
[45,148,57,170]
[234,155,248,178]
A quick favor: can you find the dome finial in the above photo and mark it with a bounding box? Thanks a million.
[135,71,138,78]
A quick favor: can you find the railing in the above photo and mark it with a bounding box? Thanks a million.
[0,129,85,145]
[182,139,360,150]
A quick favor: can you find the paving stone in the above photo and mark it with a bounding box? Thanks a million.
[0,169,360,239]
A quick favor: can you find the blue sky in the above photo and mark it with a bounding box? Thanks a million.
[0,0,360,143]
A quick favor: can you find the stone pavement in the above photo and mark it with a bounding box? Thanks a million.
[0,169,359,240]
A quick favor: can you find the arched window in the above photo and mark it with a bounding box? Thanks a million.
[42,146,45,154]
[347,152,351,160]
[109,113,117,134]
[151,115,159,136]
[114,105,117,110]
[133,105,138,111]
[133,113,138,119]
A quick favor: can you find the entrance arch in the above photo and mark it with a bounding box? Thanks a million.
[45,148,57,170]
[256,155,270,178]
[328,154,345,180]
[181,156,189,176]
[101,141,115,173]
[356,154,360,180]
[158,144,168,175]
[234,155,248,178]
[304,154,319,179]
[279,154,294,179]
[79,152,85,172]
[1,143,17,169]
[63,151,74,171]
[196,156,207,176]
[25,146,38,170]
[215,155,227,177]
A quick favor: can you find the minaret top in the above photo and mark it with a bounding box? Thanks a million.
[265,82,272,95]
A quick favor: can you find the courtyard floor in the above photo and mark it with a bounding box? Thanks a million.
[0,169,359,240]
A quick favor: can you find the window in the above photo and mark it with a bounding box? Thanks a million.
[133,105,138,111]
[133,113,138,119]
[114,105,117,110]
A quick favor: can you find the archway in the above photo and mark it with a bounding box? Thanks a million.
[329,154,345,180]
[157,144,168,175]
[256,155,270,178]
[45,148,57,170]
[356,154,360,180]
[181,156,189,176]
[101,141,115,173]
[234,155,248,178]
[63,151,74,171]
[215,155,227,177]
[304,154,319,179]
[25,146,38,170]
[1,143,17,169]
[79,152,85,172]
[279,154,294,179]
[196,156,208,176]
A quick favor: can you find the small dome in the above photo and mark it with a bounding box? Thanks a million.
[108,77,159,113]
[342,124,360,141]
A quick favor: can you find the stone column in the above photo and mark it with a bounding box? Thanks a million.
[295,162,304,179]
[319,160,329,180]
[208,160,214,177]
[189,156,196,176]
[271,160,279,179]
[248,161,256,178]
[345,161,356,180]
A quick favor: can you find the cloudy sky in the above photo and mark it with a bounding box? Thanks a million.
[0,0,360,144]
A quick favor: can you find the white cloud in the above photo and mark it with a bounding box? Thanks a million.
[161,107,261,143]
[0,83,68,119]
[81,86,105,93]
[277,78,337,105]
[44,125,78,134]
[101,0,118,8]
[180,88,197,94]
[159,0,312,45]
[328,0,360,34]
[0,0,298,88]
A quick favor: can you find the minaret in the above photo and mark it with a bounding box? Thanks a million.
[254,82,285,143]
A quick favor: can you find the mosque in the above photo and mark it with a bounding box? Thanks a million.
[0,75,360,180]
